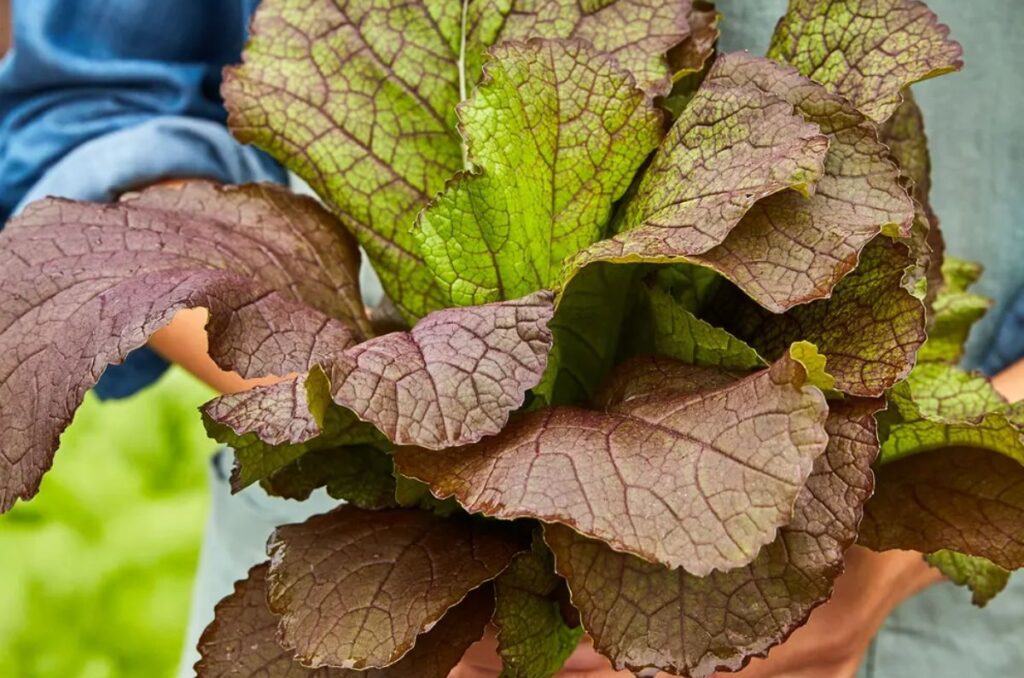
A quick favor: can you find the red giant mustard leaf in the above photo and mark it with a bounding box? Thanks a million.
[544,397,881,677]
[879,90,932,208]
[416,39,662,306]
[0,182,366,512]
[202,368,385,491]
[769,0,963,123]
[689,53,915,312]
[860,447,1024,571]
[327,291,554,449]
[266,506,524,669]
[713,236,926,397]
[496,0,695,96]
[224,0,695,320]
[567,70,828,278]
[396,354,829,575]
[859,363,1024,572]
[196,563,495,678]
[877,92,947,309]
[667,1,720,76]
[591,355,741,411]
[122,181,370,334]
[202,291,553,487]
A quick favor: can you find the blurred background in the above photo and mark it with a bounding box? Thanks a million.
[0,5,215,676]
[0,369,217,678]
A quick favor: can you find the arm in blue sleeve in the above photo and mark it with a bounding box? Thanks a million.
[981,290,1024,376]
[0,0,286,399]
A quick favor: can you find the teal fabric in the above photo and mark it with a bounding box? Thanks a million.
[720,2,1024,676]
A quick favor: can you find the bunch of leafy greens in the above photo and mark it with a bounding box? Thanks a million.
[1,1,1020,676]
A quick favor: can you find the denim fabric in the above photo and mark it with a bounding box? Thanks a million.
[0,0,264,221]
[1,0,284,399]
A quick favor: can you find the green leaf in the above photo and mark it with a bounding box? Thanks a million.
[917,257,991,364]
[535,263,637,406]
[493,539,583,678]
[261,445,398,508]
[714,236,926,397]
[768,0,963,122]
[224,0,694,319]
[788,340,837,394]
[646,285,765,371]
[396,355,828,574]
[925,551,1011,608]
[544,398,881,676]
[416,39,662,306]
[878,363,1014,464]
[393,475,462,517]
[650,264,722,312]
[886,362,1005,423]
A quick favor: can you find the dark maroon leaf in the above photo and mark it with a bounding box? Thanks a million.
[713,236,926,397]
[395,355,828,574]
[327,291,554,449]
[196,563,494,678]
[0,182,367,511]
[859,447,1024,570]
[545,398,881,676]
[266,506,524,669]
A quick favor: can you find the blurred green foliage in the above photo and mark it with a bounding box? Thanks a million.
[0,368,217,678]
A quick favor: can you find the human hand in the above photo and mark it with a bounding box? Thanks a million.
[710,547,942,678]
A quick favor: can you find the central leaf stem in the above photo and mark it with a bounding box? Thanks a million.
[458,0,471,170]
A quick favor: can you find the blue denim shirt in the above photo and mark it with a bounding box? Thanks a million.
[0,0,285,399]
